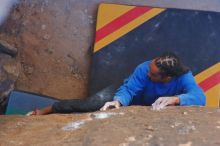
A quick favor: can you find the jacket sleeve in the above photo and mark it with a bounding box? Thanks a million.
[178,72,206,106]
[114,64,147,106]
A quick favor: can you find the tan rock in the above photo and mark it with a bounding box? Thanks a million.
[1,107,220,146]
[3,63,20,77]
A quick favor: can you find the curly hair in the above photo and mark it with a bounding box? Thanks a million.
[155,52,189,77]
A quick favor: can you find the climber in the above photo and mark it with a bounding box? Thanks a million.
[27,52,206,115]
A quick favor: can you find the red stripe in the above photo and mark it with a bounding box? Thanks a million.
[199,70,220,92]
[95,6,152,42]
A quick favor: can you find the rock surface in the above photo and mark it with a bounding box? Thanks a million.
[0,40,18,57]
[1,106,220,146]
[0,41,20,114]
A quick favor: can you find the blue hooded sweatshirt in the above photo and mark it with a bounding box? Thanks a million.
[114,61,206,106]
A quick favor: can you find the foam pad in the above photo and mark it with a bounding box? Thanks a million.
[5,91,58,115]
[89,3,220,107]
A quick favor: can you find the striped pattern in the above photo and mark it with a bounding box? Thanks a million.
[94,4,165,52]
[195,63,220,107]
[93,3,220,107]
[199,71,220,92]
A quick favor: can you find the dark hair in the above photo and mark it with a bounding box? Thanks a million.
[155,52,189,77]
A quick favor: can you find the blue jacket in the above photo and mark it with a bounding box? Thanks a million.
[114,61,206,106]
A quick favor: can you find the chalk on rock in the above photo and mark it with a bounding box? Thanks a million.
[179,141,192,146]
[91,112,124,119]
[62,120,85,131]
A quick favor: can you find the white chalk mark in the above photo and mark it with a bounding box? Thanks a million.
[62,112,124,131]
[91,112,124,119]
[62,120,85,131]
[216,126,220,129]
[179,141,192,146]
[125,136,136,142]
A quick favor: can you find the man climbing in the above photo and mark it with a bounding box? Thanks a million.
[27,52,206,115]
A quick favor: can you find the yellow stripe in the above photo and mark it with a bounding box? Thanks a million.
[194,63,220,107]
[195,62,220,83]
[94,8,165,53]
[205,84,220,107]
[97,4,135,30]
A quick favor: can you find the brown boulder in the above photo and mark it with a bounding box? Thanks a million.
[0,106,220,146]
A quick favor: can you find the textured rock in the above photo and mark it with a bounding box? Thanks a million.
[0,53,20,114]
[0,40,18,57]
[0,0,91,99]
[1,106,220,146]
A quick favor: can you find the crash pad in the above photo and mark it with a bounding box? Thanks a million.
[5,91,58,115]
[89,3,220,107]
